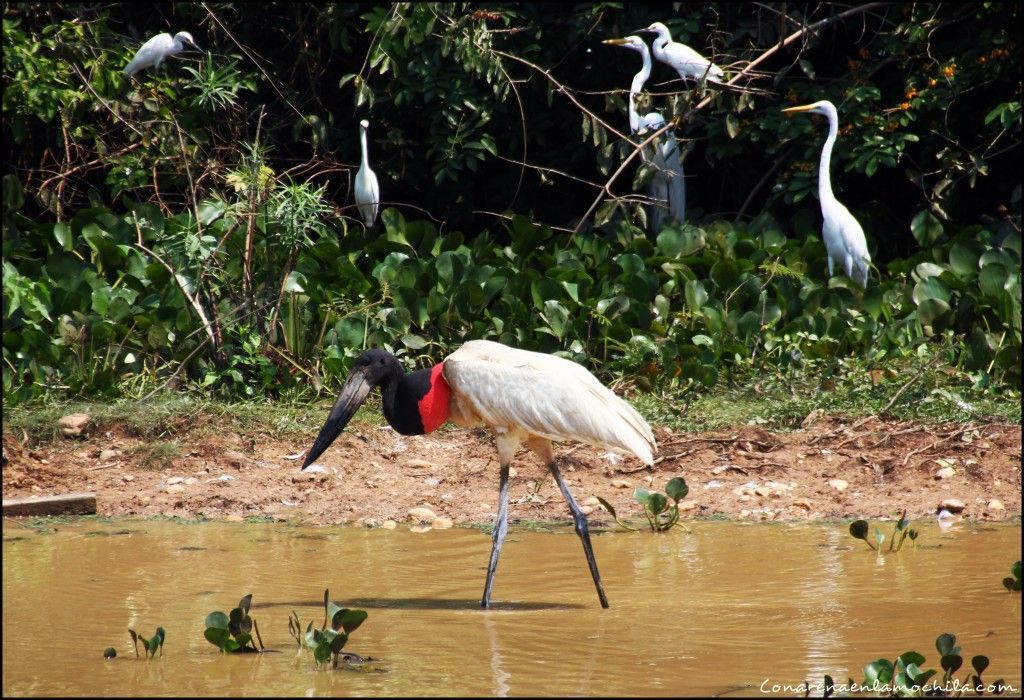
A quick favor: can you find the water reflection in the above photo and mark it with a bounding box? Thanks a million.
[2,520,1020,697]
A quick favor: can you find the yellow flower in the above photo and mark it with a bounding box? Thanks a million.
[898,101,911,111]
[942,64,956,77]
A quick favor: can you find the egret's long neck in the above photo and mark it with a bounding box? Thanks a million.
[651,32,669,61]
[817,109,839,206]
[359,129,370,169]
[627,48,653,134]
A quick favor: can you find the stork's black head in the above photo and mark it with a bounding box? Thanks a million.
[300,348,402,470]
[351,348,402,387]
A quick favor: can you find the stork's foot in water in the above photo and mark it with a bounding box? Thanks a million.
[550,459,610,609]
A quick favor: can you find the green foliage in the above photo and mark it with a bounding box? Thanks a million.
[128,626,165,659]
[204,594,264,653]
[2,3,1020,409]
[1003,561,1022,593]
[849,511,918,552]
[598,477,690,532]
[288,589,369,669]
[857,633,1008,697]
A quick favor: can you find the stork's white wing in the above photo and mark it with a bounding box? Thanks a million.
[444,340,655,464]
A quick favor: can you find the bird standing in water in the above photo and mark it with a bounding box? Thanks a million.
[301,340,656,608]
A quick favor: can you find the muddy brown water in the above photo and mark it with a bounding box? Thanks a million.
[2,519,1021,696]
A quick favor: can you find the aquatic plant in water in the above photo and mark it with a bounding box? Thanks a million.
[849,510,918,552]
[128,626,165,658]
[598,477,689,532]
[288,588,369,669]
[1003,561,1022,592]
[204,593,264,653]
[865,633,1007,697]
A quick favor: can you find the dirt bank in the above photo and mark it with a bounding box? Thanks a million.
[2,415,1020,527]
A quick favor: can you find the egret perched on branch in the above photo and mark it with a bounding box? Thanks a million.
[638,22,724,86]
[300,340,657,608]
[123,31,199,77]
[354,119,380,228]
[782,100,870,288]
[604,36,686,231]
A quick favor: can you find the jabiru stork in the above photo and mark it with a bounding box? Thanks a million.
[300,339,657,608]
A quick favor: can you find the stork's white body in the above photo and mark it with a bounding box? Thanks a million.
[300,338,656,608]
[443,340,656,465]
[443,339,655,607]
[124,31,197,77]
[645,22,724,84]
[355,120,380,227]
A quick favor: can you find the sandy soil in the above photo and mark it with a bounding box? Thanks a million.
[1,414,1020,527]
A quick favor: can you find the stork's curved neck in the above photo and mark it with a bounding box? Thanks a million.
[359,128,370,169]
[627,47,653,134]
[817,109,839,206]
[379,362,448,436]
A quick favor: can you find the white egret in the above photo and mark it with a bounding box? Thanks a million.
[782,100,870,288]
[301,340,657,608]
[354,119,380,227]
[123,31,199,77]
[603,36,686,231]
[638,22,725,86]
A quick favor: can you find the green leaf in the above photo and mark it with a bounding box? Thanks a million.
[647,492,668,515]
[978,263,1008,297]
[940,654,963,675]
[916,298,951,327]
[972,655,989,676]
[205,611,230,630]
[595,496,617,518]
[910,210,943,246]
[336,609,368,635]
[864,659,894,685]
[849,520,869,541]
[204,626,231,650]
[898,651,926,667]
[665,477,688,502]
[53,222,72,251]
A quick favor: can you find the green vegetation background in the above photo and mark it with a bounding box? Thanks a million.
[3,3,1020,427]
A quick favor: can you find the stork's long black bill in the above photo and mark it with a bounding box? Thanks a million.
[301,370,373,470]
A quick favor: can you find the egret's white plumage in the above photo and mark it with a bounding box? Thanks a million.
[641,22,724,85]
[123,31,198,77]
[354,119,380,227]
[604,36,686,231]
[782,100,870,287]
[443,340,656,466]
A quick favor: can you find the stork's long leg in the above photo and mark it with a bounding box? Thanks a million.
[535,440,609,609]
[482,434,519,608]
[481,462,510,608]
